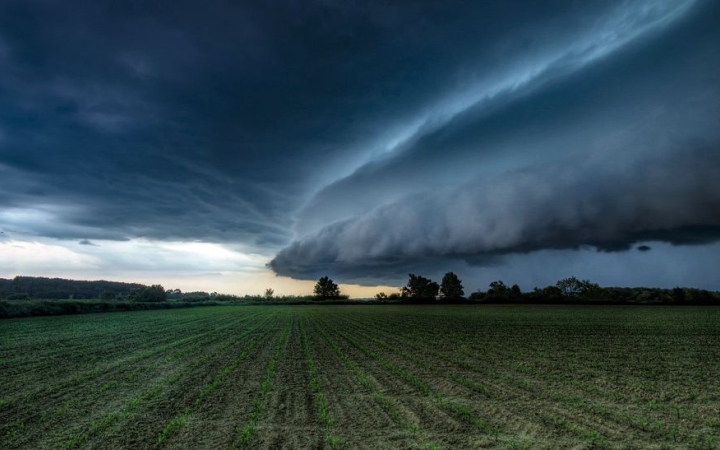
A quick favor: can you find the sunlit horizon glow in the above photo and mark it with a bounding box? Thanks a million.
[0,237,395,298]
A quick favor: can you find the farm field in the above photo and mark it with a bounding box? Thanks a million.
[1,305,720,449]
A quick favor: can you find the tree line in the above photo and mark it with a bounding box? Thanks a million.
[3,274,719,306]
[371,273,720,305]
[0,276,144,300]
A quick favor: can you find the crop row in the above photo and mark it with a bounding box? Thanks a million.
[1,308,277,449]
[156,312,279,445]
[299,317,342,449]
[314,314,502,444]
[230,317,292,450]
[310,315,442,449]
[312,306,720,449]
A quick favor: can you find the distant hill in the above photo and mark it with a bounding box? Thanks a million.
[0,276,144,300]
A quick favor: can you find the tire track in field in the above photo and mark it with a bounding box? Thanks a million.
[336,310,682,447]
[0,311,254,444]
[355,310,701,443]
[0,318,210,393]
[0,312,214,385]
[336,312,625,445]
[0,310,248,411]
[2,310,270,449]
[1,315,243,446]
[0,311,209,357]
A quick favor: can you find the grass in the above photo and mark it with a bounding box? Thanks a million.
[1,305,719,449]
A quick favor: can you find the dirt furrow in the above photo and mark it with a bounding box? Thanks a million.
[94,313,280,450]
[0,312,265,448]
[243,313,320,450]
[161,313,284,449]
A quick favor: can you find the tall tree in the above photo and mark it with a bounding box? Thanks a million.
[440,272,464,299]
[486,280,510,300]
[314,276,340,299]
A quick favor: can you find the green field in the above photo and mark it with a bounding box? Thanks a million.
[1,305,719,449]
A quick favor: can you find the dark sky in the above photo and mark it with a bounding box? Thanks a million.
[1,0,719,292]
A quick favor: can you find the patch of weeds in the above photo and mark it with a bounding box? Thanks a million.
[100,381,118,391]
[586,430,609,449]
[325,433,345,449]
[127,397,142,410]
[195,380,220,405]
[507,439,532,450]
[157,409,189,444]
[691,433,718,450]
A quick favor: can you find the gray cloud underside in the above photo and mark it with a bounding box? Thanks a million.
[271,146,720,281]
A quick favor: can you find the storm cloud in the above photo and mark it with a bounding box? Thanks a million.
[272,147,720,280]
[1,0,719,290]
[272,0,720,284]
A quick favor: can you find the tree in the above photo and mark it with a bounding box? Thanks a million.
[440,272,464,299]
[401,274,439,300]
[129,284,167,302]
[313,276,340,299]
[526,286,563,303]
[555,276,599,298]
[672,286,686,303]
[483,280,515,301]
[264,288,274,299]
[488,280,508,296]
[147,285,167,302]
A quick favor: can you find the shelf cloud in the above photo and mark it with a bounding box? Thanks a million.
[1,0,719,290]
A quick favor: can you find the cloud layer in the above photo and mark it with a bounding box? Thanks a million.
[1,0,719,289]
[272,145,720,279]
